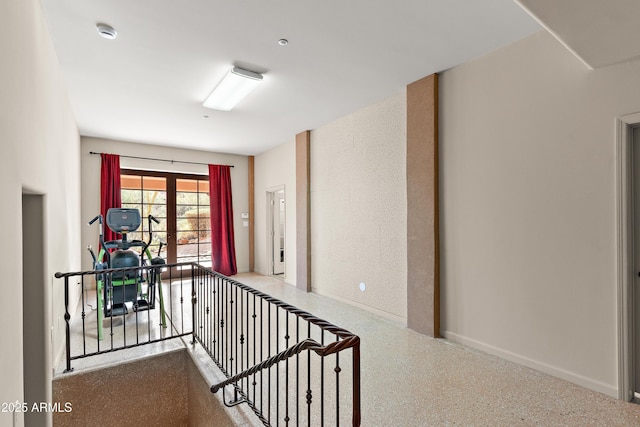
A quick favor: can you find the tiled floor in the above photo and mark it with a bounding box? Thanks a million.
[58,273,640,426]
[233,273,640,426]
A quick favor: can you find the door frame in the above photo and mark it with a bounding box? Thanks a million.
[615,112,640,401]
[22,191,49,426]
[266,185,285,276]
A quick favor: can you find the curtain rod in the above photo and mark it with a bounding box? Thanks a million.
[88,151,234,168]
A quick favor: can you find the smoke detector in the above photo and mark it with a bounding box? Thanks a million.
[96,23,117,40]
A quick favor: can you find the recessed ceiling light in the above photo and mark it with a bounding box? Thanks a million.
[278,39,288,46]
[96,23,117,40]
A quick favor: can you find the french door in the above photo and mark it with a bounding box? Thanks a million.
[120,170,211,268]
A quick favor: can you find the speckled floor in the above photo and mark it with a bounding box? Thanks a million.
[57,273,640,426]
[233,274,640,427]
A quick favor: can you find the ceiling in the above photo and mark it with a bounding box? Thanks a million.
[40,0,545,156]
[516,0,640,69]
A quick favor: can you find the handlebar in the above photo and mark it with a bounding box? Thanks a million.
[88,215,102,226]
[87,245,97,264]
[88,214,109,265]
[142,214,160,255]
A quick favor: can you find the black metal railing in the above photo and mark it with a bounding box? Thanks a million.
[192,266,361,427]
[55,264,361,426]
[54,262,196,372]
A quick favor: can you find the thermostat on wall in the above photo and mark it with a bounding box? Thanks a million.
[241,212,249,219]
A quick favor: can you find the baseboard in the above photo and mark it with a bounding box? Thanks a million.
[441,330,618,398]
[311,287,407,325]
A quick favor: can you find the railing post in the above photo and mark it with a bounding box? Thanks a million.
[352,338,361,427]
[191,264,197,345]
[63,276,73,373]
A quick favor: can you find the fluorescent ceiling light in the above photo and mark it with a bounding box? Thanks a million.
[203,67,263,111]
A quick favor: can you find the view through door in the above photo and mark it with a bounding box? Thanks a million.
[121,170,211,272]
[22,193,46,426]
[633,126,640,399]
[268,188,285,276]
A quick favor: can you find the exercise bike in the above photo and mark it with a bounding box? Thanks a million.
[88,208,167,340]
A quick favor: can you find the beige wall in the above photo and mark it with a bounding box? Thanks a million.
[80,137,250,273]
[310,92,408,321]
[439,30,640,397]
[53,350,189,426]
[0,0,81,425]
[254,139,297,283]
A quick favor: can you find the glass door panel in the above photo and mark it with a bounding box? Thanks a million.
[121,174,167,260]
[176,178,211,268]
[121,171,210,270]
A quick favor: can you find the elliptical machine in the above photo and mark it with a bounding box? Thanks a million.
[88,208,166,340]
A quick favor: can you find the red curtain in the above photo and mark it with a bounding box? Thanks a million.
[100,153,121,242]
[209,165,237,276]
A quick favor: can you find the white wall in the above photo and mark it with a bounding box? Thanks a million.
[310,92,408,322]
[439,30,640,397]
[80,137,250,273]
[254,139,297,283]
[0,0,81,425]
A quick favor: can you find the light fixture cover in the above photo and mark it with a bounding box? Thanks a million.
[203,67,263,111]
